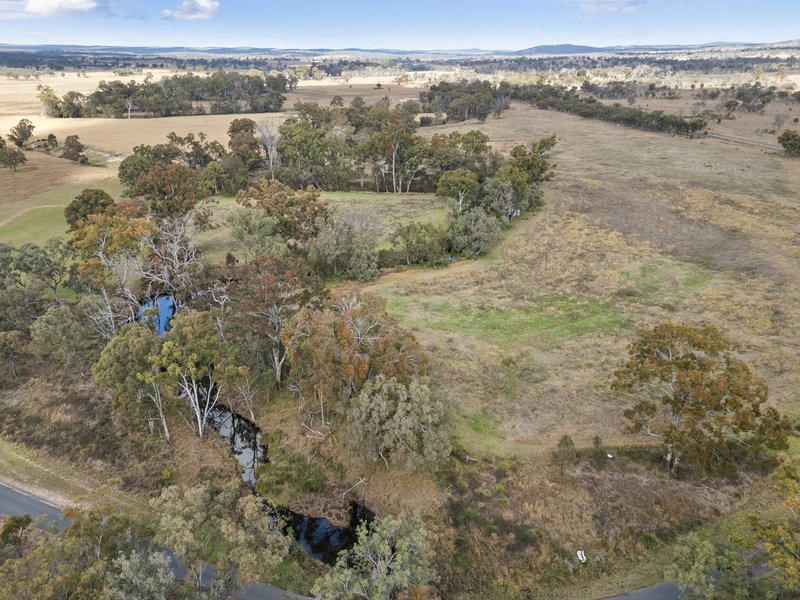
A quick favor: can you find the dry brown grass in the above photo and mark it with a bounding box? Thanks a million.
[0,76,420,157]
[356,102,800,596]
[372,104,800,460]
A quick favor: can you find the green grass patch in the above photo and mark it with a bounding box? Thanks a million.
[321,191,437,203]
[464,411,500,440]
[255,438,326,506]
[388,294,624,345]
[0,206,69,245]
[0,176,123,246]
[620,260,715,304]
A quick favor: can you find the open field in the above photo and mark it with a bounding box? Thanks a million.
[594,91,800,147]
[0,152,120,244]
[368,103,800,459]
[0,74,421,156]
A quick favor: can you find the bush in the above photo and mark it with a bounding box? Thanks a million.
[391,221,449,265]
[447,208,503,257]
[30,304,98,369]
[552,435,577,474]
[307,215,379,281]
[778,129,800,156]
[349,375,451,470]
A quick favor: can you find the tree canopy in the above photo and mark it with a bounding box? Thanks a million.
[614,323,791,474]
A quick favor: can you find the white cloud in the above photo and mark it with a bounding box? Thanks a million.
[564,0,647,14]
[25,0,99,15]
[162,0,219,20]
[0,0,113,19]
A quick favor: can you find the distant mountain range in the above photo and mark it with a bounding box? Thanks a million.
[0,40,798,57]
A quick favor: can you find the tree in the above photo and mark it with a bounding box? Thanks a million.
[118,143,180,188]
[751,462,800,592]
[367,110,423,193]
[137,215,203,299]
[552,435,577,475]
[0,281,45,335]
[70,211,152,299]
[227,256,325,387]
[127,163,203,220]
[256,121,282,180]
[14,238,74,300]
[62,135,87,163]
[350,375,450,470]
[0,243,20,289]
[236,179,329,251]
[102,550,176,600]
[151,482,290,596]
[0,147,26,172]
[166,131,224,170]
[38,85,61,116]
[778,129,800,156]
[94,323,172,442]
[308,214,379,281]
[0,505,156,600]
[149,310,242,438]
[284,292,426,420]
[0,330,27,378]
[448,208,503,257]
[200,155,249,196]
[30,304,98,370]
[7,119,34,147]
[665,535,756,600]
[437,169,480,218]
[391,221,448,265]
[225,209,288,263]
[506,135,557,184]
[228,118,261,167]
[312,515,438,600]
[613,323,791,474]
[0,515,32,558]
[64,188,115,231]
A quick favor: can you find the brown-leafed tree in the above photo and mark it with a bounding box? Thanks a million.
[614,323,791,474]
[64,188,114,231]
[236,179,328,251]
[226,256,325,387]
[128,163,202,220]
[283,291,426,423]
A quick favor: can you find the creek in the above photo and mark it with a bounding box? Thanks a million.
[205,404,372,565]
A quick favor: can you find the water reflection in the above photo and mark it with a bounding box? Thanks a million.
[204,404,373,565]
[206,405,267,487]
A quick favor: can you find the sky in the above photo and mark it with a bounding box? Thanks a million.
[0,0,797,50]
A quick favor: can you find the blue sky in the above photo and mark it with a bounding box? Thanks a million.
[0,0,796,49]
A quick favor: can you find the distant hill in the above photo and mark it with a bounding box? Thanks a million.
[513,44,606,55]
[0,40,798,58]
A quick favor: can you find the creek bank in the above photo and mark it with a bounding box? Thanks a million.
[206,404,373,565]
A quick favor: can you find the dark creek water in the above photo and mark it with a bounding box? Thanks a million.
[205,405,372,565]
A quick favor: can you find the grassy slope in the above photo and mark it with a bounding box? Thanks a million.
[0,437,148,515]
[361,104,800,596]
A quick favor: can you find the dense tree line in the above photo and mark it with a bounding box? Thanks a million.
[417,79,706,135]
[411,53,800,75]
[38,71,288,118]
[512,83,707,135]
[419,80,511,123]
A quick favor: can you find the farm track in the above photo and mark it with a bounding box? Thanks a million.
[0,204,64,228]
[706,131,784,150]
